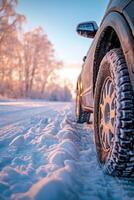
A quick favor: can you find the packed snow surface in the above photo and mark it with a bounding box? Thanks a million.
[0,100,134,200]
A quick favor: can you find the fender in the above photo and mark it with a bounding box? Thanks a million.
[94,11,134,90]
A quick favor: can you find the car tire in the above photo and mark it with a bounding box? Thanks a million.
[76,94,90,123]
[94,48,134,177]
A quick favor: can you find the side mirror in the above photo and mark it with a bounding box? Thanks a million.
[76,21,98,38]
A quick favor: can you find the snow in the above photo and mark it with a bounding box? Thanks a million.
[0,100,134,200]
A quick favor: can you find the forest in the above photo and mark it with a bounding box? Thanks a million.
[0,0,72,101]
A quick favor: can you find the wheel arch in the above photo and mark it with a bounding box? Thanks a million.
[93,12,134,94]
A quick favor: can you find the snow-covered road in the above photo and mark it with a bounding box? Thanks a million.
[0,100,134,200]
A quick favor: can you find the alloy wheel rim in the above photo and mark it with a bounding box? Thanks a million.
[99,77,115,152]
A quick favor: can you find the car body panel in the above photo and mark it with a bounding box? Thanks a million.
[78,0,134,112]
[106,0,132,13]
[123,0,134,37]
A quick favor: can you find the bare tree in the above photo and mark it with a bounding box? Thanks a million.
[22,27,62,97]
[0,1,72,100]
[0,0,25,45]
[0,0,25,96]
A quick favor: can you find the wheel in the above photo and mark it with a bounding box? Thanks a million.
[76,92,90,123]
[94,48,134,177]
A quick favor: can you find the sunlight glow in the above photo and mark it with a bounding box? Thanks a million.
[58,65,81,89]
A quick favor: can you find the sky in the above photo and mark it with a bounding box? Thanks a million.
[17,0,109,89]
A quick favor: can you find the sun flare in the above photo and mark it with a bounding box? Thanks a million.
[58,65,81,89]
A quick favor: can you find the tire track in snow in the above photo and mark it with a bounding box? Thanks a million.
[0,103,73,199]
[0,102,134,200]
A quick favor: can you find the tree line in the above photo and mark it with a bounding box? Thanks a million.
[0,0,72,101]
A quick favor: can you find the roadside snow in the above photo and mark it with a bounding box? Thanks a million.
[0,100,134,200]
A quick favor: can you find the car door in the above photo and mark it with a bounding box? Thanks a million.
[80,34,98,110]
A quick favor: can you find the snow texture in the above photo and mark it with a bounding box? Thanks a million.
[0,100,134,200]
